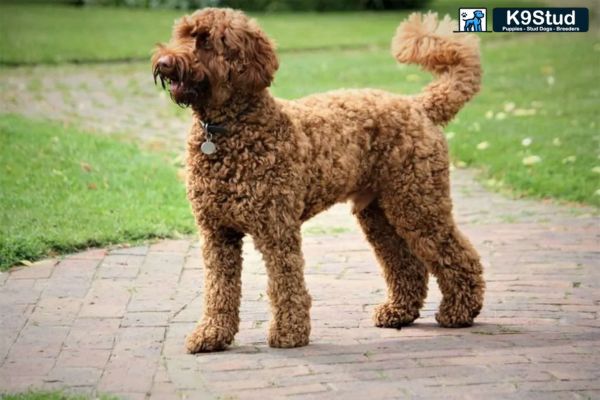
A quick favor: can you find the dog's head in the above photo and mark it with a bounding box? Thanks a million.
[473,10,485,19]
[151,8,278,108]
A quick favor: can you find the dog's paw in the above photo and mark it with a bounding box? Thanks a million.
[185,323,235,353]
[268,320,310,348]
[373,303,420,329]
[435,299,482,328]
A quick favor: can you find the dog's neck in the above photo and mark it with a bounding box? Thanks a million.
[192,90,276,128]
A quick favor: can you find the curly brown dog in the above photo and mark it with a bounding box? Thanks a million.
[152,9,485,353]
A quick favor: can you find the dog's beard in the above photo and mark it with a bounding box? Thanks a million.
[153,65,210,108]
[168,80,205,107]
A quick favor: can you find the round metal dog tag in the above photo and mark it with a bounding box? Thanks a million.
[201,140,216,155]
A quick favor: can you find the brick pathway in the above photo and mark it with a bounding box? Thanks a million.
[0,169,598,400]
[0,63,190,151]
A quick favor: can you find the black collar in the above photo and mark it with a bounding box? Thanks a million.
[202,121,228,135]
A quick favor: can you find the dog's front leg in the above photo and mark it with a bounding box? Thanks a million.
[186,227,244,353]
[254,228,312,348]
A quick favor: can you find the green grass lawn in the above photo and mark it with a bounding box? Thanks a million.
[447,35,600,205]
[0,2,598,269]
[0,0,543,64]
[0,115,194,270]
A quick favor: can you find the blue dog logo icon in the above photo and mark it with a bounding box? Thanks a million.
[463,10,485,31]
[459,8,487,32]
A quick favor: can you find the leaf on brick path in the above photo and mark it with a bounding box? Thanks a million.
[87,182,97,190]
[522,155,542,166]
[552,137,562,146]
[592,166,600,174]
[562,155,577,164]
[172,230,185,239]
[19,260,33,266]
[80,161,93,172]
[476,141,489,150]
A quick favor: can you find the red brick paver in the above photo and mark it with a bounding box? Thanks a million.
[0,170,598,399]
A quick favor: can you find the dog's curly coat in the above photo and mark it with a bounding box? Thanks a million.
[152,9,485,353]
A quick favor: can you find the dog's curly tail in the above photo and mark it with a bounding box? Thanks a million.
[392,12,482,126]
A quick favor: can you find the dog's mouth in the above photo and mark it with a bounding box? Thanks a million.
[168,79,185,99]
[153,65,209,107]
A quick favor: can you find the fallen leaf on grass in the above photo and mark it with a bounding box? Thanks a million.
[80,162,93,172]
[513,108,537,117]
[522,155,542,166]
[504,102,516,112]
[177,168,186,182]
[469,122,481,132]
[541,65,554,75]
[476,141,490,150]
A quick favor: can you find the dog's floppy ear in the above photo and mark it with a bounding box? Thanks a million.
[225,17,279,92]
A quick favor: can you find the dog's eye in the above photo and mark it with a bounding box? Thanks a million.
[195,32,212,50]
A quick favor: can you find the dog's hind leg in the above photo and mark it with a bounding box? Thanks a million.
[355,200,428,328]
[379,158,485,328]
[253,225,312,348]
[185,227,244,353]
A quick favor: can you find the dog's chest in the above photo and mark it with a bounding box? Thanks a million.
[185,143,301,231]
